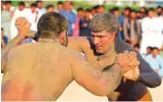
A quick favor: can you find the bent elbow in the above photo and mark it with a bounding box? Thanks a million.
[149,77,162,88]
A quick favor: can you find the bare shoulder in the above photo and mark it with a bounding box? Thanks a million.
[7,43,38,57]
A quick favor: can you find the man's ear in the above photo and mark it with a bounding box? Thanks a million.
[58,31,68,46]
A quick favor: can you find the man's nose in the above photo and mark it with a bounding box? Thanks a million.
[93,37,100,45]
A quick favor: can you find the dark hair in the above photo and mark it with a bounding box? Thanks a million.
[46,4,54,10]
[157,5,162,9]
[37,12,68,39]
[30,3,37,7]
[124,7,131,11]
[147,46,153,50]
[85,8,91,13]
[112,7,119,12]
[77,7,84,12]
[36,0,43,4]
[147,7,155,13]
[1,28,4,31]
[152,47,159,51]
[19,1,25,6]
[5,1,12,5]
[57,1,63,5]
[134,44,140,49]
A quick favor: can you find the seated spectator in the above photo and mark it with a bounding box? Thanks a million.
[1,28,8,48]
[145,47,163,78]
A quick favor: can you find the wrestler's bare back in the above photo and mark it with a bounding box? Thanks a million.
[2,42,118,101]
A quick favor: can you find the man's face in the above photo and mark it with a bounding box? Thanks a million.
[18,5,24,11]
[37,2,43,8]
[130,12,136,19]
[148,11,155,17]
[57,4,63,11]
[91,31,115,54]
[47,7,54,13]
[124,10,130,16]
[64,1,71,10]
[113,11,119,17]
[152,49,159,57]
[31,6,37,12]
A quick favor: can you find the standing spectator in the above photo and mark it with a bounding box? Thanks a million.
[96,5,105,13]
[57,1,63,12]
[26,3,42,32]
[140,7,147,18]
[156,5,162,17]
[1,28,8,48]
[112,7,124,40]
[1,1,14,41]
[140,8,163,54]
[10,1,28,39]
[36,0,46,14]
[46,4,55,13]
[145,47,163,78]
[60,1,76,36]
[145,46,153,56]
[70,2,77,14]
[123,10,141,47]
[73,7,84,37]
[79,9,91,37]
[120,7,131,40]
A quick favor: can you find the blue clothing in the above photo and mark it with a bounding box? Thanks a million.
[3,36,8,44]
[60,10,77,36]
[118,15,125,40]
[145,54,163,78]
[21,38,35,44]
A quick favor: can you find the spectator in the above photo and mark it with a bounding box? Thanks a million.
[156,5,162,17]
[57,1,63,12]
[46,4,54,13]
[36,0,46,14]
[123,9,141,47]
[1,1,14,41]
[140,8,163,54]
[59,1,76,36]
[145,47,163,78]
[145,46,153,56]
[79,9,91,36]
[10,1,28,39]
[112,7,124,40]
[1,28,8,48]
[140,6,147,18]
[73,7,84,37]
[134,44,140,52]
[27,3,42,31]
[96,5,105,13]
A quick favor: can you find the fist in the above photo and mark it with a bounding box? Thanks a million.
[123,66,140,81]
[115,51,140,73]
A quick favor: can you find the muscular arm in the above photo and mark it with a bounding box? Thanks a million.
[71,51,122,96]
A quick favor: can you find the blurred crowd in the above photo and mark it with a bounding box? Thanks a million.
[1,1,163,78]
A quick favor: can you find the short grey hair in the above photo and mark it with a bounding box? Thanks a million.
[89,13,119,33]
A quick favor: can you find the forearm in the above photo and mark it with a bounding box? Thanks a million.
[101,64,123,95]
[139,72,161,88]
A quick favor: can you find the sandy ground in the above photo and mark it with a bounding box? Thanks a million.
[1,74,163,101]
[58,80,163,101]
